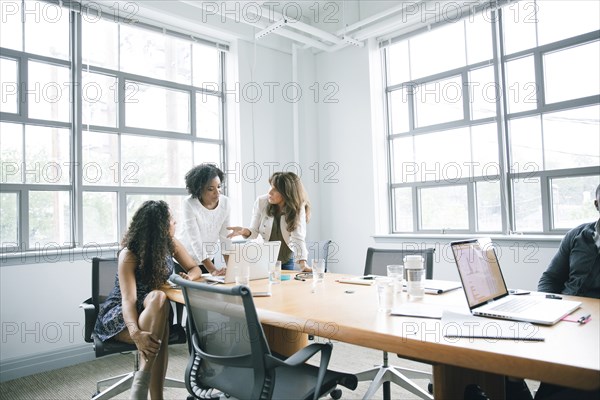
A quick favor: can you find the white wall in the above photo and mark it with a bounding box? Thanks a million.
[0,258,90,360]
[313,45,379,274]
[233,39,295,224]
[0,256,99,381]
[295,47,321,242]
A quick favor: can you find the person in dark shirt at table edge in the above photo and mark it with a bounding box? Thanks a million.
[537,183,600,299]
[510,184,600,400]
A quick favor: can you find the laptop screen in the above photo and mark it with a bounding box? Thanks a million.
[451,239,509,309]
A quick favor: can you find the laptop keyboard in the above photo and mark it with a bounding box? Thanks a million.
[490,297,539,313]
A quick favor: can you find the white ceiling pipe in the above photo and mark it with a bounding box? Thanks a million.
[283,19,345,45]
[255,19,287,39]
[182,0,335,50]
[335,1,425,36]
[325,35,365,52]
[203,0,345,45]
[240,4,345,45]
[252,20,335,51]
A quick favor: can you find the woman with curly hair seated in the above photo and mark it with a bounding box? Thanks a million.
[94,200,201,399]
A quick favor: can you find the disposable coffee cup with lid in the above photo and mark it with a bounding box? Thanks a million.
[403,255,424,269]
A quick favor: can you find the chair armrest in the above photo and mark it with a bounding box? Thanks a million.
[266,342,333,400]
[79,298,97,343]
[271,343,329,367]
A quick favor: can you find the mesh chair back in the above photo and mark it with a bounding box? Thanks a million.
[364,248,435,279]
[92,257,119,306]
[180,281,271,399]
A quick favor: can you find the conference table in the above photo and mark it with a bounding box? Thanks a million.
[164,272,600,399]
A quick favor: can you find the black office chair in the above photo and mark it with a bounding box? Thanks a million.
[307,240,333,271]
[171,274,358,400]
[173,261,188,337]
[363,247,434,280]
[79,257,187,399]
[356,247,435,400]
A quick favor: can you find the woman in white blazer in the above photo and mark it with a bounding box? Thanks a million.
[228,172,311,271]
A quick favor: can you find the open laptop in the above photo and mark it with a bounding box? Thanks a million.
[205,241,281,284]
[451,239,581,325]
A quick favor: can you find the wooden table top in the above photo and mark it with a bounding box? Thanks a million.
[164,272,600,390]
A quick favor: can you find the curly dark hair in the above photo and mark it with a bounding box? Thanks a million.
[185,164,225,200]
[266,172,311,232]
[121,200,174,290]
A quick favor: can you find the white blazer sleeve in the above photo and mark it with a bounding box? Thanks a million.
[288,205,308,261]
[247,196,262,240]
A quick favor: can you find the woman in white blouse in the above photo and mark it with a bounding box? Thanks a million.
[228,172,311,271]
[177,164,231,275]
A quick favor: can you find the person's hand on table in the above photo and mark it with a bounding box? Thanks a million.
[178,271,193,280]
[179,268,226,280]
[299,261,311,272]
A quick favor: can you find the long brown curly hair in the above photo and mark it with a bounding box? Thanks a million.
[121,200,174,289]
[266,172,311,232]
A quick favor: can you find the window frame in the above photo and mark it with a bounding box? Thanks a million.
[382,1,600,236]
[0,0,229,254]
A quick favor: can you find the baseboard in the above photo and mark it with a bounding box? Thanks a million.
[0,344,95,382]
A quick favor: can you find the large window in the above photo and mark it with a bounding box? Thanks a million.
[1,1,227,253]
[384,0,599,234]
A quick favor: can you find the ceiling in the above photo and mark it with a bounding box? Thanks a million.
[174,0,482,52]
[109,0,491,53]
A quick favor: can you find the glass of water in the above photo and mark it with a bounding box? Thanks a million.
[386,264,404,294]
[269,261,282,284]
[312,259,325,283]
[234,264,250,286]
[375,277,393,313]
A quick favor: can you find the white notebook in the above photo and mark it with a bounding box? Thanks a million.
[441,310,545,341]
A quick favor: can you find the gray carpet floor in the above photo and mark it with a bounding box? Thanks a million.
[0,340,436,400]
[0,340,539,399]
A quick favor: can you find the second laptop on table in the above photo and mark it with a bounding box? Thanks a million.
[205,241,281,284]
[451,238,580,325]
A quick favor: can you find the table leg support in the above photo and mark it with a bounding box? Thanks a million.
[433,364,505,400]
[262,324,309,357]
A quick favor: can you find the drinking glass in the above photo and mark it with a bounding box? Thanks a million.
[269,261,282,284]
[375,277,394,313]
[386,264,404,294]
[312,259,325,283]
[234,264,250,286]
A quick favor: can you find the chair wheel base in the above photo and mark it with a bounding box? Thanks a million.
[330,388,342,399]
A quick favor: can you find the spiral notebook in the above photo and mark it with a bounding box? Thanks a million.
[441,310,545,341]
